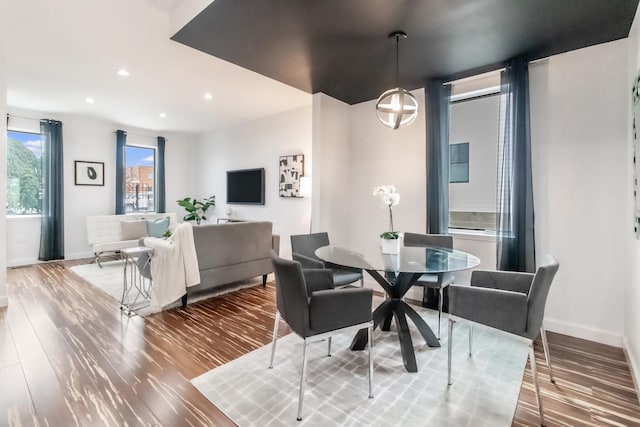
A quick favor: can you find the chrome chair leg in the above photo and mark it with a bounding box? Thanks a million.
[529,342,546,426]
[269,311,280,369]
[297,340,309,421]
[540,326,555,383]
[448,319,455,385]
[368,323,374,398]
[468,325,473,356]
[438,287,443,339]
[327,336,332,357]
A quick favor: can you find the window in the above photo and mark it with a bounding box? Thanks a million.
[124,145,155,213]
[6,130,43,215]
[448,89,500,232]
[449,143,469,183]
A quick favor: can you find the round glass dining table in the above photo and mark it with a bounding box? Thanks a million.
[315,244,480,373]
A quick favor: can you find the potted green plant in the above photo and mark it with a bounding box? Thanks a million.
[177,196,216,225]
[373,185,401,253]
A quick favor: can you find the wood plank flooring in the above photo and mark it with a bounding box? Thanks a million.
[2,259,639,426]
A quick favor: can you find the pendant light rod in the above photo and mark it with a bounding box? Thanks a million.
[389,31,407,87]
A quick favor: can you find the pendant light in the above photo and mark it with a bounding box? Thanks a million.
[375,31,418,130]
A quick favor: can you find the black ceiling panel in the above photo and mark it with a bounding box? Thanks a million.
[172,0,638,104]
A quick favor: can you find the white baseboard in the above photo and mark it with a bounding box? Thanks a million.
[623,337,640,402]
[544,317,622,347]
[7,251,94,267]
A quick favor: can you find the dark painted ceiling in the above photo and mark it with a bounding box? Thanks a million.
[173,0,638,105]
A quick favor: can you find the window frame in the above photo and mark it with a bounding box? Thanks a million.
[123,143,157,214]
[6,128,44,217]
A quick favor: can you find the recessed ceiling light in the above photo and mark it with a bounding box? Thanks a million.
[159,112,167,118]
[117,69,130,77]
[204,92,213,100]
[85,97,95,104]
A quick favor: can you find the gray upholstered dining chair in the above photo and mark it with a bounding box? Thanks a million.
[447,255,559,427]
[268,252,374,421]
[291,232,364,287]
[403,232,455,339]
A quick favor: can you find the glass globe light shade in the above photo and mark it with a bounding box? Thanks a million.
[375,87,418,130]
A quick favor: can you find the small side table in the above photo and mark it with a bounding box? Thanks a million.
[120,246,154,316]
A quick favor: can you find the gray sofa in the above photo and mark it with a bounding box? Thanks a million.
[182,221,280,306]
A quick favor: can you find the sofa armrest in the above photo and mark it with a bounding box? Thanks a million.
[471,270,534,294]
[293,252,325,269]
[309,288,373,335]
[449,284,528,335]
[271,234,280,256]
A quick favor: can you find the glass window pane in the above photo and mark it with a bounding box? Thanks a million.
[6,130,43,215]
[125,146,155,213]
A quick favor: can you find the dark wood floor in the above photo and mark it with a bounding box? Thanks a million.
[1,260,639,426]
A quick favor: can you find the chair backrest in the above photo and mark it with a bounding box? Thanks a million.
[270,252,310,337]
[526,255,560,339]
[290,232,330,260]
[403,232,453,250]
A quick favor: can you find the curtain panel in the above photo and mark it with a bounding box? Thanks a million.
[496,57,536,273]
[115,130,126,214]
[156,136,166,213]
[425,80,452,234]
[39,119,64,261]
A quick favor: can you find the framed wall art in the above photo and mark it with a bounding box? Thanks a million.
[75,161,104,186]
[279,154,304,197]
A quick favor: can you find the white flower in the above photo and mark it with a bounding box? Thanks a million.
[373,184,400,235]
[373,185,400,207]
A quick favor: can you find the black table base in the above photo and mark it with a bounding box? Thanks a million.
[351,269,440,373]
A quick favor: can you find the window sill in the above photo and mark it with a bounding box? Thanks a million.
[448,228,496,242]
[7,214,42,222]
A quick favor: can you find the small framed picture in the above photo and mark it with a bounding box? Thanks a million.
[75,161,104,186]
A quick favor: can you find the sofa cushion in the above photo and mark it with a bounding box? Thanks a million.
[147,217,170,238]
[193,221,273,271]
[121,220,147,240]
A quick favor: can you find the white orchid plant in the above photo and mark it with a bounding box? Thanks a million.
[373,185,400,239]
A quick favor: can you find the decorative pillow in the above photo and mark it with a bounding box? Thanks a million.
[121,220,148,240]
[147,217,170,238]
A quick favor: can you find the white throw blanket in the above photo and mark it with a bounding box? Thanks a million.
[144,222,201,309]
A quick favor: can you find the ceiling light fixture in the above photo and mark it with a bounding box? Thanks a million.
[375,31,418,130]
[117,69,130,77]
[159,112,167,118]
[85,97,95,104]
[204,92,213,100]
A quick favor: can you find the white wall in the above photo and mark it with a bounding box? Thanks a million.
[6,109,196,265]
[193,105,312,259]
[311,93,351,245]
[530,39,629,346]
[345,89,428,299]
[0,53,8,307]
[627,2,640,395]
[449,95,499,213]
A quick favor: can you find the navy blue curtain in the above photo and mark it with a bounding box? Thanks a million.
[425,80,452,234]
[156,136,166,213]
[497,57,536,272]
[115,130,126,214]
[39,120,64,261]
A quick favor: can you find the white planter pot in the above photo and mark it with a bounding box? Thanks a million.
[380,238,400,254]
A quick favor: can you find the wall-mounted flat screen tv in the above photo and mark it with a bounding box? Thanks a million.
[227,168,265,205]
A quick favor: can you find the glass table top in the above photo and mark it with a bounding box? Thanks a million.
[315,244,480,274]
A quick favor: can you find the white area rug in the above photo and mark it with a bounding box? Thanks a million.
[70,260,264,316]
[192,307,529,426]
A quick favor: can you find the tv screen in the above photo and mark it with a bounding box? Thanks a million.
[227,168,265,205]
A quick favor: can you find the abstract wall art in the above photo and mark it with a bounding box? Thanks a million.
[279,154,304,197]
